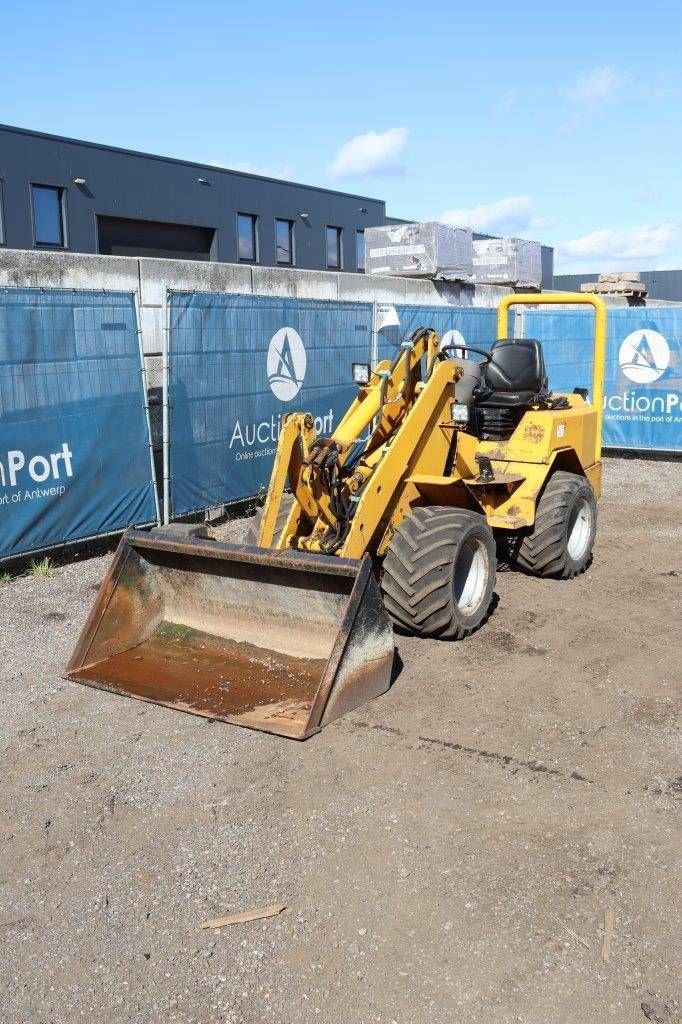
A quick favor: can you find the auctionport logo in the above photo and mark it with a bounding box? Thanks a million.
[0,442,74,505]
[618,329,670,384]
[267,327,306,401]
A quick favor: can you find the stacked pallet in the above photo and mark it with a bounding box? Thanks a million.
[580,272,647,298]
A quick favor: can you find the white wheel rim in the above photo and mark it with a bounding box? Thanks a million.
[567,496,592,560]
[453,538,489,615]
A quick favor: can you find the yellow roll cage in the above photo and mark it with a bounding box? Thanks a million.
[497,292,607,464]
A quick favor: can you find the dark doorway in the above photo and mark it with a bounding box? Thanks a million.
[97,215,214,261]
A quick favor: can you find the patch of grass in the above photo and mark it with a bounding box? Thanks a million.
[29,557,55,579]
[0,571,12,584]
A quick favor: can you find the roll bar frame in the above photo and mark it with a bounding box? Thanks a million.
[497,292,607,464]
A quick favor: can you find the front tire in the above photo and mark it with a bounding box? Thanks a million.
[514,470,596,579]
[382,507,496,639]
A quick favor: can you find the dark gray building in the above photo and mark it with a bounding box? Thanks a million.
[0,124,385,272]
[0,123,557,285]
[554,270,682,302]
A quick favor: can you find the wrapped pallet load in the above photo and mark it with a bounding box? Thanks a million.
[472,237,542,289]
[365,222,472,280]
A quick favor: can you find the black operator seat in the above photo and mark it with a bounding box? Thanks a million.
[475,338,549,408]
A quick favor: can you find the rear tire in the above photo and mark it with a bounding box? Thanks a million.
[514,470,596,579]
[245,493,296,547]
[382,507,496,640]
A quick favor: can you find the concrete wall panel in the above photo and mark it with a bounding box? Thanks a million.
[138,257,253,306]
[0,249,140,292]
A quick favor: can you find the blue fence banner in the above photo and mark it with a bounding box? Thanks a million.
[378,305,497,361]
[525,306,681,451]
[168,292,373,516]
[0,288,158,560]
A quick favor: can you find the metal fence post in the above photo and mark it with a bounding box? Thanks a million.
[371,301,379,365]
[133,289,161,525]
[162,288,171,525]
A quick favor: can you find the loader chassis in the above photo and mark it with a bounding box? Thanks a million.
[258,361,600,560]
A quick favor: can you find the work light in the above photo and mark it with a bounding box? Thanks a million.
[352,362,371,386]
[450,402,469,425]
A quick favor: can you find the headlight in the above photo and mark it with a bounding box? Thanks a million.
[450,402,469,424]
[352,362,371,386]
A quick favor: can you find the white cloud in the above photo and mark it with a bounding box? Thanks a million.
[209,159,294,180]
[555,222,681,272]
[440,195,534,234]
[529,216,557,232]
[328,127,408,179]
[563,65,627,104]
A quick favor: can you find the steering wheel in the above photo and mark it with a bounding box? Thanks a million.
[440,344,493,365]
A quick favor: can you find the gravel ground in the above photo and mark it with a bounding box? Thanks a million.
[1,457,680,1024]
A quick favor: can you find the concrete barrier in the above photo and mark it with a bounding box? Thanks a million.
[0,248,511,362]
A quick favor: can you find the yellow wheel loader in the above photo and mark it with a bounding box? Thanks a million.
[67,293,606,739]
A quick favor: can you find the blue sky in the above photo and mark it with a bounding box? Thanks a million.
[2,0,680,271]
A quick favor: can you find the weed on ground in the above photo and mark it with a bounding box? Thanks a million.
[28,557,55,579]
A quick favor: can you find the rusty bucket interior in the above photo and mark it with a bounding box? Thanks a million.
[65,529,394,739]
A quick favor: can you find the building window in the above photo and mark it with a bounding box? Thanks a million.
[356,229,365,272]
[31,185,66,247]
[326,226,342,269]
[275,218,294,265]
[237,213,258,262]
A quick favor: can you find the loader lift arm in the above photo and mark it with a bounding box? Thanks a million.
[259,327,463,557]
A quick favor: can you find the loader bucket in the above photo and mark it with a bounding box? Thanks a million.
[65,529,394,739]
